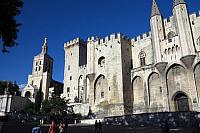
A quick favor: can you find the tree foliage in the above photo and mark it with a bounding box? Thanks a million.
[0,0,23,52]
[0,80,21,95]
[41,95,70,116]
[34,88,43,113]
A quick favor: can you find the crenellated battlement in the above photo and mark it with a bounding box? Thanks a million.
[87,33,131,45]
[131,32,151,43]
[99,33,122,44]
[64,37,86,48]
[189,11,200,19]
[163,16,174,25]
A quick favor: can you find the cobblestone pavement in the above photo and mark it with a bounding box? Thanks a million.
[0,122,195,133]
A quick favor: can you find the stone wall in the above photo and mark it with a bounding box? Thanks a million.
[104,112,200,128]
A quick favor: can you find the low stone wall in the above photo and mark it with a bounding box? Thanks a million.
[80,119,103,124]
[104,112,200,128]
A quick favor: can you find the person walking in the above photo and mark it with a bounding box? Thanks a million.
[193,119,200,133]
[48,120,56,133]
[64,118,69,133]
[99,120,102,133]
[162,120,169,133]
[95,120,98,133]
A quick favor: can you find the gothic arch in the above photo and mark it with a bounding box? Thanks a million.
[166,64,189,111]
[172,91,190,111]
[25,91,31,98]
[148,72,163,112]
[132,76,145,113]
[194,62,200,104]
[94,75,108,105]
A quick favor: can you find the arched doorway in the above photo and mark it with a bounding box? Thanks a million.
[25,91,31,98]
[173,92,189,111]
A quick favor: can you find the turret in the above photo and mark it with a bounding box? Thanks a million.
[150,0,165,63]
[42,37,48,54]
[173,0,195,56]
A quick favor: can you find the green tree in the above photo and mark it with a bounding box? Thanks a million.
[41,95,70,116]
[34,88,43,113]
[0,80,21,95]
[0,0,23,52]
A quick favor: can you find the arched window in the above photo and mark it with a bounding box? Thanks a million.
[98,56,105,67]
[167,31,176,43]
[197,37,200,45]
[139,50,146,67]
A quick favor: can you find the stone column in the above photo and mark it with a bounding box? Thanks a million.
[180,55,198,111]
[155,62,169,111]
[87,74,96,109]
[186,68,198,111]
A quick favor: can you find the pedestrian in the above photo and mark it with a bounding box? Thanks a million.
[64,118,68,133]
[95,120,98,133]
[162,120,169,133]
[193,119,199,133]
[59,122,64,133]
[49,120,56,133]
[99,120,102,133]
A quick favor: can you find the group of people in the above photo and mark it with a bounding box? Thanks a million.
[95,120,102,133]
[48,119,68,133]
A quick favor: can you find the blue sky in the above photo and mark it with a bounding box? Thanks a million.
[0,0,200,86]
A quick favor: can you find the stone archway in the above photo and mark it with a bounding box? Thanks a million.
[194,63,200,103]
[25,91,31,98]
[132,76,145,113]
[166,64,189,111]
[148,72,163,112]
[173,92,189,111]
[94,75,108,105]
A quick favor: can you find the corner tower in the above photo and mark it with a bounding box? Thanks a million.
[173,0,195,57]
[150,0,165,63]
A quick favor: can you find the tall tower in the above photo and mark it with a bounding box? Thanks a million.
[173,0,195,57]
[150,0,165,63]
[23,37,53,101]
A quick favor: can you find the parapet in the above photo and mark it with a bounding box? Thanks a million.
[99,33,122,44]
[64,37,85,48]
[189,11,200,19]
[163,16,174,25]
[87,33,129,45]
[131,32,151,43]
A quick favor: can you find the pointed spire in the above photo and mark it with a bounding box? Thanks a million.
[42,37,48,54]
[173,0,186,8]
[151,0,161,18]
